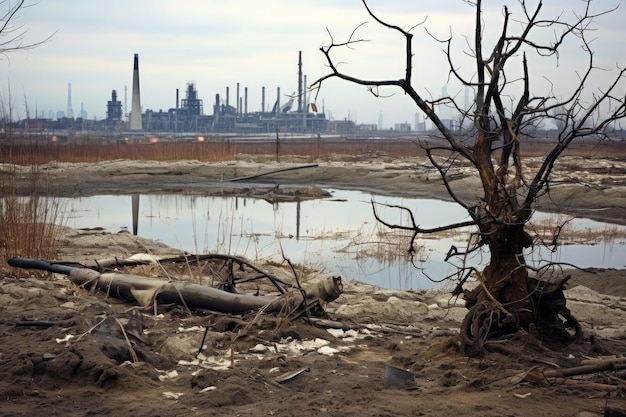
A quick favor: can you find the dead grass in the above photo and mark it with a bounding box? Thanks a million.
[335,222,426,264]
[2,136,625,165]
[0,141,236,164]
[0,138,430,164]
[0,165,64,277]
[520,138,626,158]
[528,214,626,245]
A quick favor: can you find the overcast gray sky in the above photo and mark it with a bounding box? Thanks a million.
[2,0,624,128]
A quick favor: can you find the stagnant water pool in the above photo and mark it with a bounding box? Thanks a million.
[61,189,626,290]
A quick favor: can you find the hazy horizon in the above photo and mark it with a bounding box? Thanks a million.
[2,0,624,128]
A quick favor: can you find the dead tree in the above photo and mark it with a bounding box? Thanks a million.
[312,0,626,355]
[1,0,55,126]
[0,0,54,58]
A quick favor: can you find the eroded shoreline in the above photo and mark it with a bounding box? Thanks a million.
[6,154,625,225]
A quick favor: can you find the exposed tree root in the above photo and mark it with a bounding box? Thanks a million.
[460,275,582,356]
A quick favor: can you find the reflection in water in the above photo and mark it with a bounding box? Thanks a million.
[296,200,301,240]
[62,190,626,290]
[132,194,139,235]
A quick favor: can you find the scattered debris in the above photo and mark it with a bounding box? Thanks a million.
[14,319,56,327]
[8,257,343,315]
[276,367,310,383]
[161,391,184,400]
[383,365,415,389]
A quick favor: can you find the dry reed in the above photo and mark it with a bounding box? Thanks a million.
[0,138,429,165]
[2,135,625,165]
[0,164,64,277]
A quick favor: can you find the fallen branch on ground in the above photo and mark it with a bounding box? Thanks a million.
[225,164,319,182]
[8,257,343,315]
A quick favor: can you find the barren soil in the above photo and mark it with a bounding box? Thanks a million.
[1,154,626,416]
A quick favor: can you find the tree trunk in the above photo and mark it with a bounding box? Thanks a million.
[485,221,534,322]
[460,209,537,354]
[460,216,581,355]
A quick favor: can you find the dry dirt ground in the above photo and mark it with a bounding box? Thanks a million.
[1,154,626,416]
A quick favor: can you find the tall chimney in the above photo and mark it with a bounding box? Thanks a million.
[236,82,240,115]
[261,86,265,113]
[226,86,230,108]
[276,87,280,115]
[65,83,74,119]
[130,53,142,130]
[214,93,220,124]
[303,75,307,129]
[297,51,303,113]
[244,87,248,115]
[176,88,179,109]
[66,82,74,119]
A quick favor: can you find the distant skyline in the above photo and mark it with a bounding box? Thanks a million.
[2,0,625,128]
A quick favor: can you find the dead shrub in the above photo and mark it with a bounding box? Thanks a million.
[0,165,64,277]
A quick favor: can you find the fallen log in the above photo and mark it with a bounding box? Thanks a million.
[8,257,342,315]
[58,253,297,294]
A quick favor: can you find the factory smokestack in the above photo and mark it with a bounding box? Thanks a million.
[244,87,248,115]
[261,86,265,113]
[66,83,74,119]
[303,75,307,128]
[130,53,142,130]
[236,82,240,115]
[297,51,303,113]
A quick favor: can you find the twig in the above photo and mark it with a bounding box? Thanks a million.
[225,164,319,182]
[542,361,626,379]
[556,379,623,392]
[113,316,139,363]
[75,316,108,342]
[180,254,290,294]
[198,326,209,357]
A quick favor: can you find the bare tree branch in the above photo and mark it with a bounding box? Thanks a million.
[313,0,625,350]
[0,0,55,61]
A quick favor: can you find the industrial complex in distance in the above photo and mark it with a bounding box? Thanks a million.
[7,52,387,139]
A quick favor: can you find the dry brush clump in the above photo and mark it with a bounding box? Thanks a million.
[2,137,625,166]
[0,138,430,165]
[0,141,237,164]
[0,165,64,277]
[527,213,626,246]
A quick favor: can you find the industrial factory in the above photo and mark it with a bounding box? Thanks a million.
[114,52,329,134]
[24,51,332,137]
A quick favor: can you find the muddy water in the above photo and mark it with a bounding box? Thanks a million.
[62,189,626,290]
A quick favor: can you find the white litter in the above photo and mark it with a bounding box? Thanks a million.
[55,334,75,344]
[158,370,179,381]
[249,343,269,353]
[162,391,184,400]
[177,326,203,333]
[326,328,345,338]
[317,346,339,356]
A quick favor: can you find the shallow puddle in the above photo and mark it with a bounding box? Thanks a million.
[62,189,626,290]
